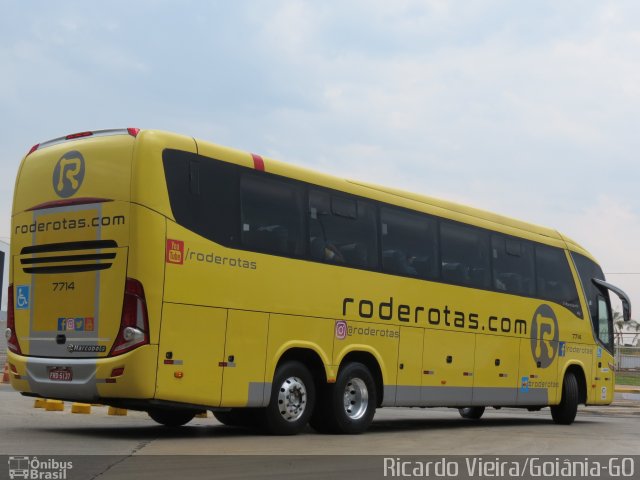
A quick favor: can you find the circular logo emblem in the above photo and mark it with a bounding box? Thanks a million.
[335,321,347,340]
[53,150,85,198]
[530,304,559,368]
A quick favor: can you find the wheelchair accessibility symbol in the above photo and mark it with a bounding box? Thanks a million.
[16,285,30,310]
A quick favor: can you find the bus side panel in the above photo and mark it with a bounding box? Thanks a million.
[221,310,269,407]
[395,326,424,406]
[422,330,474,406]
[472,334,520,406]
[517,337,558,405]
[155,303,226,407]
[590,347,614,404]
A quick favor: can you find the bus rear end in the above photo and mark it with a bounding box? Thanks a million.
[6,129,157,403]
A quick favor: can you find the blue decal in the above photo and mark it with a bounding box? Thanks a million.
[521,376,529,392]
[597,347,602,358]
[559,341,566,357]
[16,286,30,310]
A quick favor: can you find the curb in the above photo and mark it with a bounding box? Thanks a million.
[615,385,640,394]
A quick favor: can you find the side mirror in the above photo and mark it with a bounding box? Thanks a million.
[592,278,631,322]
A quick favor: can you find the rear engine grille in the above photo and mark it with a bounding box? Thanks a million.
[20,240,118,274]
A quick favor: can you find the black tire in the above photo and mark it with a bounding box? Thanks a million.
[263,360,315,435]
[310,362,377,434]
[458,407,485,420]
[147,408,195,427]
[550,371,579,425]
[213,409,258,428]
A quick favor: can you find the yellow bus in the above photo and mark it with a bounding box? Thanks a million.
[6,128,631,434]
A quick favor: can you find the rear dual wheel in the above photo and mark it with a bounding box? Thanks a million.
[263,360,315,435]
[310,362,377,434]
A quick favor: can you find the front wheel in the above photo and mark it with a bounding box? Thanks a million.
[263,360,315,435]
[458,407,485,420]
[310,362,377,434]
[147,408,195,427]
[550,371,579,425]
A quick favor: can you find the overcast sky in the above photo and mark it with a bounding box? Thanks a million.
[1,0,639,314]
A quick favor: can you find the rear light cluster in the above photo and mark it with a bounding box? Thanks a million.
[109,278,150,356]
[5,285,22,355]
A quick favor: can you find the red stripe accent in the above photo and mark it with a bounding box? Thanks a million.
[251,154,265,171]
[27,197,112,211]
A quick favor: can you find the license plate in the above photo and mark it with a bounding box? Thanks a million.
[48,367,73,382]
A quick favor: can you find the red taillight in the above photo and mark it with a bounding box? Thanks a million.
[65,131,93,140]
[109,278,149,356]
[6,285,22,355]
[127,128,140,137]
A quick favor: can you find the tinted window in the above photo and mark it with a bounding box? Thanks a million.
[241,175,305,256]
[572,252,610,346]
[491,234,535,296]
[597,296,612,349]
[381,207,438,279]
[163,149,240,246]
[309,190,378,269]
[440,222,490,288]
[535,244,581,316]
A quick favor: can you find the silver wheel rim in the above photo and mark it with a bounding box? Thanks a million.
[277,376,307,422]
[343,377,368,420]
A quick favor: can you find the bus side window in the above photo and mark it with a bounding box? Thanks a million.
[240,175,305,257]
[163,149,240,247]
[308,190,378,269]
[491,234,535,296]
[440,222,490,289]
[597,295,611,346]
[535,244,581,316]
[381,207,438,279]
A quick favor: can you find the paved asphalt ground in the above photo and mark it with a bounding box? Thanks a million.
[0,383,639,479]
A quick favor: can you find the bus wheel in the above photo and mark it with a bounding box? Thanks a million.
[311,362,376,434]
[551,371,579,425]
[263,360,315,435]
[147,408,195,427]
[458,407,485,420]
[213,409,257,428]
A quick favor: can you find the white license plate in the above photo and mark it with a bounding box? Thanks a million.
[48,367,73,381]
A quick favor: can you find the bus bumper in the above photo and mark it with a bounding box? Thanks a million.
[7,345,158,402]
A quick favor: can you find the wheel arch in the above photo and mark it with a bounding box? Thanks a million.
[274,346,329,389]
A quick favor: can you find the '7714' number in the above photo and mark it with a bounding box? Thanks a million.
[52,281,75,292]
